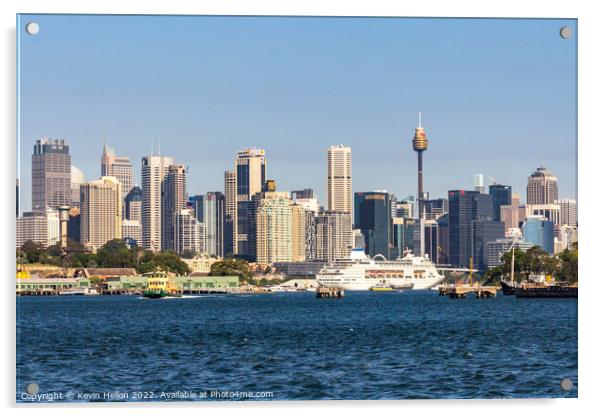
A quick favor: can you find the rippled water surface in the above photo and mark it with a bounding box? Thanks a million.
[16,291,577,401]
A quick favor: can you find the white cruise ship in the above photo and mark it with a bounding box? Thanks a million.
[316,248,445,290]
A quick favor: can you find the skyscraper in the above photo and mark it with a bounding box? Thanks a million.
[16,209,60,248]
[70,166,85,208]
[291,203,308,262]
[174,209,206,255]
[315,210,352,262]
[32,138,71,212]
[556,198,577,227]
[141,155,174,251]
[523,215,555,254]
[101,144,134,199]
[423,198,448,220]
[527,166,558,204]
[489,184,512,222]
[235,149,266,258]
[448,190,494,267]
[79,176,122,250]
[291,189,314,200]
[354,191,392,259]
[471,219,505,270]
[202,192,226,257]
[255,192,293,265]
[474,174,485,193]
[124,186,143,222]
[224,170,237,256]
[327,145,352,213]
[162,164,187,251]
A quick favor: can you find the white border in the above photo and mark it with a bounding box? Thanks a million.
[2,1,600,415]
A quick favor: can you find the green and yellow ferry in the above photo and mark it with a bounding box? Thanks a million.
[142,268,182,299]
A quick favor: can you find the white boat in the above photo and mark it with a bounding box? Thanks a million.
[316,248,445,291]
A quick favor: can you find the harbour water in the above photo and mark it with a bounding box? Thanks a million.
[16,291,577,401]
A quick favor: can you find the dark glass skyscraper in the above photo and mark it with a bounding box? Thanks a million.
[471,219,505,270]
[489,184,512,222]
[448,190,494,267]
[354,191,391,259]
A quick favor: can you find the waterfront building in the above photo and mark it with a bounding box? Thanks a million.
[474,174,485,193]
[424,198,448,220]
[485,238,534,268]
[79,176,122,250]
[32,138,71,212]
[527,166,558,205]
[122,219,142,247]
[489,184,512,221]
[141,155,174,251]
[255,192,293,265]
[235,149,266,258]
[101,144,134,199]
[16,209,60,248]
[556,198,577,227]
[224,170,237,256]
[315,210,352,262]
[471,219,505,270]
[327,145,352,213]
[354,191,391,259]
[70,166,85,209]
[448,190,493,267]
[389,217,415,260]
[522,215,555,254]
[174,209,206,255]
[124,186,142,222]
[162,164,187,251]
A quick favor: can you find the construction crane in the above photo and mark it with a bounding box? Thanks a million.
[488,176,500,185]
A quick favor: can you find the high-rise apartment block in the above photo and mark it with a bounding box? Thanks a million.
[315,210,352,262]
[32,138,71,212]
[556,198,577,227]
[224,170,237,256]
[16,209,60,248]
[255,192,293,265]
[174,209,206,255]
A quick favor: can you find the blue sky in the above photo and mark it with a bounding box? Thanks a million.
[17,15,577,211]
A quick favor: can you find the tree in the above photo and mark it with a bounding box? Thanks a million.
[19,240,45,264]
[500,248,527,281]
[557,246,578,283]
[209,258,253,283]
[96,239,137,268]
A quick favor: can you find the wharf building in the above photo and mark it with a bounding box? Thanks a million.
[32,138,71,212]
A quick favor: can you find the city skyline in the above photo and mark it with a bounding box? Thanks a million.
[17,15,577,212]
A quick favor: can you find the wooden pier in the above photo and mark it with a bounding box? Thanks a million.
[439,284,497,298]
[316,287,344,298]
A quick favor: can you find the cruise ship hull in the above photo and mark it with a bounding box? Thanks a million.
[316,250,445,291]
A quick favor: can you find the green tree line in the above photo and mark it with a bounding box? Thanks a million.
[16,239,190,275]
[482,243,578,284]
